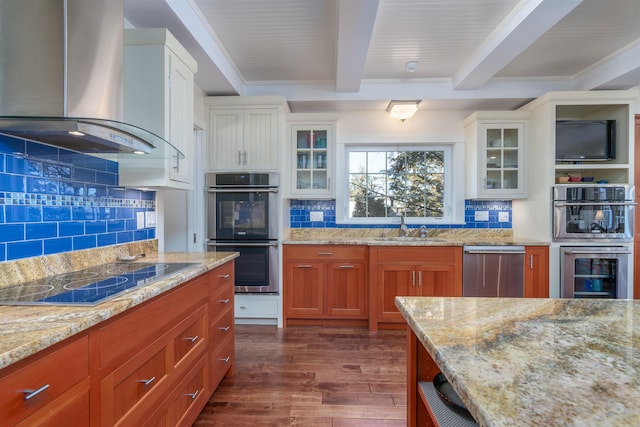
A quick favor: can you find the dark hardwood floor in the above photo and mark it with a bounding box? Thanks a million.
[194,325,407,426]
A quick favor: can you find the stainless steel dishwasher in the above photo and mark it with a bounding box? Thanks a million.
[463,246,525,297]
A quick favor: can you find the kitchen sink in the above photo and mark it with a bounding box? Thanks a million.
[377,236,446,242]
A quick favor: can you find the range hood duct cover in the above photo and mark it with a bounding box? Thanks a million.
[0,0,179,156]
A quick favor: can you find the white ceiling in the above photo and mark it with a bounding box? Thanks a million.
[124,0,640,113]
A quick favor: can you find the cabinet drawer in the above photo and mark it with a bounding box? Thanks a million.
[99,275,208,368]
[209,262,234,289]
[16,382,89,427]
[0,335,89,426]
[211,282,234,323]
[210,337,234,391]
[174,306,207,368]
[110,347,169,423]
[211,308,234,346]
[373,246,460,263]
[285,245,367,260]
[235,295,278,318]
[170,357,208,427]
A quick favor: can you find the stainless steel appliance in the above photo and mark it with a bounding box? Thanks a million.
[560,246,629,298]
[206,172,279,293]
[462,246,525,297]
[0,262,197,306]
[553,184,635,242]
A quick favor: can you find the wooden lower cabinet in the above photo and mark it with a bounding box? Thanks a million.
[524,246,549,298]
[0,260,236,426]
[283,245,368,326]
[370,246,463,331]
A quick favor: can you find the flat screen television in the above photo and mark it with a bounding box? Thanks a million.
[555,120,615,161]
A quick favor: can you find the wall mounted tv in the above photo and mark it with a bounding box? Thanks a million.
[555,119,615,161]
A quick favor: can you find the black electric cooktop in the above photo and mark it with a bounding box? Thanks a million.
[0,262,199,306]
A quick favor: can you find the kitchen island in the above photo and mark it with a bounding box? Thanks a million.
[395,296,640,427]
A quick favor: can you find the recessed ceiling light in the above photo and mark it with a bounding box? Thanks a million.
[405,61,419,72]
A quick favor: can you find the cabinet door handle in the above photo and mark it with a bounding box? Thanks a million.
[136,377,156,387]
[219,356,231,363]
[317,252,333,256]
[297,264,312,268]
[23,384,50,401]
[243,151,248,165]
[238,150,242,165]
[185,390,199,400]
[218,298,230,304]
[219,274,230,280]
[219,326,231,332]
[338,265,354,269]
[182,335,199,343]
[412,271,416,286]
[529,255,533,270]
[418,271,422,286]
[173,154,180,172]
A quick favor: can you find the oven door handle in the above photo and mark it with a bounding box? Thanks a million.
[207,242,278,247]
[564,249,631,255]
[207,188,278,194]
[554,201,637,207]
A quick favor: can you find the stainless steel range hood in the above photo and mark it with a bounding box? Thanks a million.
[0,0,181,158]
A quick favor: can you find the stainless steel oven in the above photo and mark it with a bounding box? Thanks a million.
[560,246,630,299]
[206,172,279,293]
[553,184,635,242]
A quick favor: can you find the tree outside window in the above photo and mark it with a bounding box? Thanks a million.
[348,150,445,219]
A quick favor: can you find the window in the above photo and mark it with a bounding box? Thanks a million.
[344,146,452,222]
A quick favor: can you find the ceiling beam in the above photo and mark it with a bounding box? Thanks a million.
[335,0,380,92]
[574,39,640,90]
[452,0,583,90]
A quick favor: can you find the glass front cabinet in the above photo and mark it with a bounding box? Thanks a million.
[290,124,335,198]
[464,113,528,199]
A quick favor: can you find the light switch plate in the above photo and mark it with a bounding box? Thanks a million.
[474,210,489,221]
[136,212,145,229]
[145,211,157,228]
[310,211,324,222]
[498,212,509,222]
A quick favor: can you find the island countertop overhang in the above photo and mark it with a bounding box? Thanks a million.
[395,296,640,427]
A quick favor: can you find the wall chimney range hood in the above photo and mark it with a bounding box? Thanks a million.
[0,0,182,159]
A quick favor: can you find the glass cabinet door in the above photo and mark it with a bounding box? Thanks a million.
[291,124,333,197]
[481,123,525,197]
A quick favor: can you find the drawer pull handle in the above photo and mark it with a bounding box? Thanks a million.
[136,377,156,387]
[185,390,199,400]
[219,326,231,332]
[297,264,312,268]
[183,335,199,343]
[239,306,247,309]
[317,252,333,256]
[338,265,354,269]
[218,298,230,304]
[23,384,50,401]
[219,274,230,279]
[220,356,231,363]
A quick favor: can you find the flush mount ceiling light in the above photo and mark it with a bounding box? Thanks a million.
[405,61,419,72]
[386,100,421,122]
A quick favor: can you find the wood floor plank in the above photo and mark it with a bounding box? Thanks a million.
[194,325,407,425]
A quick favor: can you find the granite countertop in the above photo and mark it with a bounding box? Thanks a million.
[0,251,238,371]
[395,297,640,427]
[283,228,548,246]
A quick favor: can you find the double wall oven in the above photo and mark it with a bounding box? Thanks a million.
[206,173,279,293]
[553,184,635,299]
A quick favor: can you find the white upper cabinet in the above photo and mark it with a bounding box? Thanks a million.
[205,97,288,171]
[287,121,336,199]
[464,112,529,199]
[120,28,197,189]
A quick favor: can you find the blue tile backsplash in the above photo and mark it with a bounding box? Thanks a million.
[0,135,156,262]
[289,199,512,229]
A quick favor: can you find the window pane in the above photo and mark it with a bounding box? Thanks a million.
[347,148,447,220]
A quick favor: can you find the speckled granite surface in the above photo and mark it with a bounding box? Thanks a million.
[395,297,640,427]
[284,228,548,246]
[0,247,238,371]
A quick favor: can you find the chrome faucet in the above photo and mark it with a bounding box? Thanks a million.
[400,212,409,237]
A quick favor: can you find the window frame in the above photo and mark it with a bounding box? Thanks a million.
[336,144,457,225]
